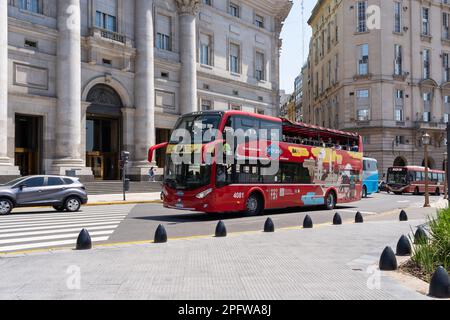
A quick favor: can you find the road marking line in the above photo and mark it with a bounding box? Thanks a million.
[0,225,119,239]
[0,236,110,253]
[0,212,127,223]
[0,221,123,234]
[0,230,114,245]
[0,216,127,229]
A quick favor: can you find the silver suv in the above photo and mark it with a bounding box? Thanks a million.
[0,176,88,215]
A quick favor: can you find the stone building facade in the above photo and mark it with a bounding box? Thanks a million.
[303,0,450,176]
[0,0,292,182]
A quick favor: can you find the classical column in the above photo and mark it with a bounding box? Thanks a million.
[176,0,200,115]
[0,0,20,182]
[52,0,92,179]
[132,0,156,180]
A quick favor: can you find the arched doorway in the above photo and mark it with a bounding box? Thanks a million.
[422,157,435,169]
[393,156,407,167]
[85,84,123,180]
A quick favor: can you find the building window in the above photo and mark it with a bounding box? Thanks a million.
[229,3,240,18]
[356,89,370,121]
[202,0,211,5]
[156,14,172,51]
[444,96,450,123]
[422,7,430,36]
[444,12,450,39]
[230,104,241,111]
[394,44,403,76]
[423,92,432,122]
[358,44,369,75]
[334,54,339,83]
[96,11,117,32]
[394,2,401,33]
[357,1,367,33]
[444,53,450,82]
[395,89,404,121]
[19,0,40,13]
[423,49,430,79]
[255,14,264,28]
[201,99,212,111]
[199,33,212,66]
[230,43,240,74]
[255,52,265,81]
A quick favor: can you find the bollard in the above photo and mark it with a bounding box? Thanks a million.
[154,224,168,243]
[303,215,313,229]
[396,235,412,256]
[414,227,428,245]
[333,212,342,225]
[264,218,275,233]
[76,229,92,250]
[355,212,364,224]
[399,210,408,222]
[379,246,398,271]
[215,221,227,238]
[429,266,450,299]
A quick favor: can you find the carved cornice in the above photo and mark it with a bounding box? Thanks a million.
[175,0,200,16]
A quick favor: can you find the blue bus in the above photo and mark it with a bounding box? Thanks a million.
[362,157,379,198]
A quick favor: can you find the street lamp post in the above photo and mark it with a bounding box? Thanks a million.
[422,133,431,208]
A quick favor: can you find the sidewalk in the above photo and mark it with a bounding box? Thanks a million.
[0,207,439,300]
[86,192,161,206]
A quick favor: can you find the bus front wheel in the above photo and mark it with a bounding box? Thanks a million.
[244,193,264,217]
[362,186,368,199]
[325,192,336,211]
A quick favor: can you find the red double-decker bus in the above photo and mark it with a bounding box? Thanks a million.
[387,166,446,195]
[149,111,363,216]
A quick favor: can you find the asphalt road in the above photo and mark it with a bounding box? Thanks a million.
[108,192,442,242]
[0,192,442,253]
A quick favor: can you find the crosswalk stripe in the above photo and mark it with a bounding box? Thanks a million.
[0,216,127,229]
[0,212,127,223]
[0,236,110,252]
[0,230,114,245]
[7,206,134,217]
[0,207,131,222]
[0,225,119,239]
[0,221,122,234]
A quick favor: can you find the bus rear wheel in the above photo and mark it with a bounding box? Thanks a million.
[413,187,420,195]
[324,192,336,211]
[435,188,440,196]
[243,193,264,217]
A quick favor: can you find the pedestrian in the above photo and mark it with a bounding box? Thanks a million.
[148,167,156,182]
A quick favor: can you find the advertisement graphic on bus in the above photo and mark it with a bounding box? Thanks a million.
[149,111,364,216]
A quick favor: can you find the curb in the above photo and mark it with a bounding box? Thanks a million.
[85,200,162,206]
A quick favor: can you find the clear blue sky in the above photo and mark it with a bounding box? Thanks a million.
[280,0,314,93]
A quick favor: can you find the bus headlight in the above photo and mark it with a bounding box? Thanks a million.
[196,188,213,199]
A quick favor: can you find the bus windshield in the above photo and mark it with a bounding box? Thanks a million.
[170,114,222,144]
[164,156,212,191]
[387,169,408,185]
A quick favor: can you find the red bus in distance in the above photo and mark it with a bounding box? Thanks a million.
[149,111,363,216]
[387,166,446,195]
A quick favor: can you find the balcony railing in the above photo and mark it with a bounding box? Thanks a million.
[91,27,127,44]
[415,117,447,131]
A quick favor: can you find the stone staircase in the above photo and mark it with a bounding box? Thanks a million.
[84,181,162,195]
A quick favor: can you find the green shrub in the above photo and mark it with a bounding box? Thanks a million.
[411,208,450,281]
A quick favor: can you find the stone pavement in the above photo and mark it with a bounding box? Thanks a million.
[0,206,440,300]
[87,192,161,205]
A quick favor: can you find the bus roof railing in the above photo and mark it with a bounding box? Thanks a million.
[281,119,360,140]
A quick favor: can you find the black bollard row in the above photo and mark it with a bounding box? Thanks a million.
[379,246,398,271]
[333,212,342,225]
[396,235,412,256]
[154,224,168,243]
[264,218,275,233]
[215,221,227,238]
[355,212,364,224]
[414,227,428,245]
[429,266,450,299]
[76,229,92,250]
[399,210,408,222]
[303,215,313,229]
